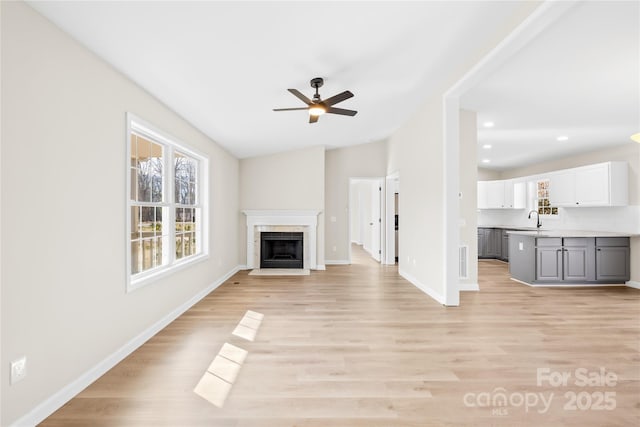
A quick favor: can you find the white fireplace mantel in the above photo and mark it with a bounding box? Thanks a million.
[242,210,321,270]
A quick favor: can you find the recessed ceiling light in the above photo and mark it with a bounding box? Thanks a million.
[482,144,492,149]
[556,135,569,141]
[631,133,640,143]
[483,121,495,128]
[481,159,490,163]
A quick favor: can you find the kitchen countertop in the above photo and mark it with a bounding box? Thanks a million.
[506,230,637,238]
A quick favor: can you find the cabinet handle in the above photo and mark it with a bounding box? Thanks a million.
[597,248,601,251]
[576,202,579,205]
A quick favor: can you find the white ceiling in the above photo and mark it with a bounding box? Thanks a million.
[462,1,640,171]
[26,1,640,166]
[28,1,532,159]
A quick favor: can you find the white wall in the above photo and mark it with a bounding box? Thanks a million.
[239,145,325,266]
[459,110,478,288]
[325,141,387,263]
[387,98,446,302]
[1,2,240,425]
[479,143,640,282]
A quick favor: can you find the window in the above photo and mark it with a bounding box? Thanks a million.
[535,179,558,216]
[127,114,208,290]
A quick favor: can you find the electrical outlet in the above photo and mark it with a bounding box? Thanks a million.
[11,356,27,385]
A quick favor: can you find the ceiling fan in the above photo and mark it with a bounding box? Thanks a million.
[273,77,357,123]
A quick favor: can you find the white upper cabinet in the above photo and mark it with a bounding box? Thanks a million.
[549,162,628,207]
[477,179,526,209]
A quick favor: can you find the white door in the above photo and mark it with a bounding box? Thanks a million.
[371,181,382,262]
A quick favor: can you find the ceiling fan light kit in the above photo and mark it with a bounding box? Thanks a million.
[273,77,357,123]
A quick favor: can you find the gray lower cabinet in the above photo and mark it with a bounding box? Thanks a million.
[535,238,591,282]
[478,228,503,259]
[530,237,628,284]
[501,231,509,261]
[536,238,563,281]
[595,237,630,281]
[562,239,589,281]
[478,229,486,257]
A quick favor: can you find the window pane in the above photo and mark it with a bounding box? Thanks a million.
[130,168,138,201]
[131,206,141,240]
[187,232,196,256]
[189,182,196,204]
[152,238,162,268]
[131,241,141,274]
[151,160,163,202]
[175,235,183,259]
[143,239,153,270]
[154,207,163,235]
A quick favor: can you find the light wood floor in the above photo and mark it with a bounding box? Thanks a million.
[41,247,639,426]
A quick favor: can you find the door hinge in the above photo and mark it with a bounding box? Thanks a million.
[379,250,382,254]
[379,218,381,223]
[379,187,382,191]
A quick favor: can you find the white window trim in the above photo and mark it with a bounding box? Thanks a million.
[125,113,209,292]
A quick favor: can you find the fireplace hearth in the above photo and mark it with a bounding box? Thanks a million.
[260,232,304,269]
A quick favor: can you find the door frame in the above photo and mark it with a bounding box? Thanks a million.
[348,177,385,264]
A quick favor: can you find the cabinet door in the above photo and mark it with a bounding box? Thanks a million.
[575,164,609,206]
[502,233,509,261]
[549,170,575,206]
[536,247,562,281]
[512,181,526,209]
[486,181,505,208]
[596,246,630,281]
[563,247,588,281]
[503,180,514,208]
[477,181,489,209]
[477,229,485,257]
[485,229,496,256]
[493,229,503,258]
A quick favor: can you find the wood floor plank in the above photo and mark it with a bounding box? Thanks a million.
[40,247,640,426]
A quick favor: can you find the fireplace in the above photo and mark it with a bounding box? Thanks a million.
[243,210,321,270]
[260,232,303,269]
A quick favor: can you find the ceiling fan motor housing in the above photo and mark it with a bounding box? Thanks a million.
[310,77,324,89]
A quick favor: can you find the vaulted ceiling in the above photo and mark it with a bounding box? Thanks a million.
[28,1,639,167]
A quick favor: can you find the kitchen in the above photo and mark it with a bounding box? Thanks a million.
[461,1,639,288]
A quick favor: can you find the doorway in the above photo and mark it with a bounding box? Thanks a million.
[349,177,384,264]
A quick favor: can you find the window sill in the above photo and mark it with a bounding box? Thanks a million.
[127,253,210,293]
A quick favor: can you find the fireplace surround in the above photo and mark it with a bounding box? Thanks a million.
[242,210,321,270]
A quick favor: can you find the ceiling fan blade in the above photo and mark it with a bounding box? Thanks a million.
[288,88,312,105]
[273,107,309,111]
[309,114,319,124]
[327,107,358,116]
[322,90,354,107]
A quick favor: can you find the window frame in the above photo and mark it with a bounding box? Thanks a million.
[126,113,209,292]
[534,178,559,217]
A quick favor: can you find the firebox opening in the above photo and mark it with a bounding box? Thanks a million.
[260,232,303,269]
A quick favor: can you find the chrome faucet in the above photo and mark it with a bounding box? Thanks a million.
[528,210,542,229]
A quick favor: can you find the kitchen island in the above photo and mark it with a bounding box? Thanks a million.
[507,230,632,285]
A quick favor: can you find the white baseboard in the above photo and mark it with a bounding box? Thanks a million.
[325,260,350,265]
[316,264,326,271]
[626,280,640,290]
[399,269,445,305]
[237,264,248,270]
[459,283,479,291]
[11,265,242,427]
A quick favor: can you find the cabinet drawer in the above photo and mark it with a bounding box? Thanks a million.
[536,237,562,247]
[595,237,629,247]
[563,237,590,247]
